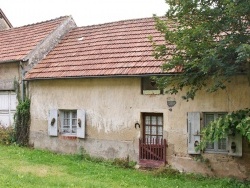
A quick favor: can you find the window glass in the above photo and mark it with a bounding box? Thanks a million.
[151,126,157,134]
[158,116,163,125]
[218,138,227,150]
[145,116,150,125]
[145,126,150,134]
[151,116,157,125]
[143,114,163,144]
[158,126,163,135]
[61,110,77,135]
[141,77,163,94]
[204,112,227,153]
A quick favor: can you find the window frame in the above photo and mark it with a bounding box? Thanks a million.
[143,113,163,144]
[60,110,77,136]
[203,112,228,154]
[141,77,163,95]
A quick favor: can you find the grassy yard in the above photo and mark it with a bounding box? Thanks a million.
[0,145,249,188]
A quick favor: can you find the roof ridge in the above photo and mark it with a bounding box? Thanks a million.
[10,15,71,29]
[77,16,164,29]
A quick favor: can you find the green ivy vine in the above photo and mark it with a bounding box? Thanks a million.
[197,108,250,151]
[14,98,30,146]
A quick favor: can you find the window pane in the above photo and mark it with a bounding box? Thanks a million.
[72,119,77,126]
[218,138,227,150]
[72,126,77,133]
[64,111,70,118]
[72,111,77,118]
[205,114,214,125]
[206,142,214,149]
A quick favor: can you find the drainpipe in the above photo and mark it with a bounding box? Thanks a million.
[19,61,25,101]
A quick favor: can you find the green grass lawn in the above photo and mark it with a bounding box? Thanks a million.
[0,145,249,188]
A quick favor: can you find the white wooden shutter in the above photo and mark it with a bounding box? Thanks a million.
[48,109,58,136]
[228,133,242,157]
[77,109,85,138]
[187,112,201,154]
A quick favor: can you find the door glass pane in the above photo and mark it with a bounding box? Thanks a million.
[158,126,163,135]
[145,116,150,125]
[151,126,156,135]
[157,135,163,140]
[151,136,157,143]
[145,126,150,134]
[151,116,157,125]
[158,116,163,125]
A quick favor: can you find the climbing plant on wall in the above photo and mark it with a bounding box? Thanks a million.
[197,108,250,151]
[14,98,30,146]
[13,79,30,146]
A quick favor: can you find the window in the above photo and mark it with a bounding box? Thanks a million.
[61,110,77,135]
[143,113,163,143]
[141,77,163,94]
[204,113,227,153]
[48,109,85,138]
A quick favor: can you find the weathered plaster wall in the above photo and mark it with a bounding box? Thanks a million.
[29,76,250,179]
[0,62,20,90]
[0,18,10,30]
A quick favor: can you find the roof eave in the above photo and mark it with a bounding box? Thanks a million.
[24,73,180,81]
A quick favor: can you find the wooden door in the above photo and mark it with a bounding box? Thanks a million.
[139,113,167,168]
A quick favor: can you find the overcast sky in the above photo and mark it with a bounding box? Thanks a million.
[1,0,168,27]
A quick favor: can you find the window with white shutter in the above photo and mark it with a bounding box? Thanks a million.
[48,109,86,138]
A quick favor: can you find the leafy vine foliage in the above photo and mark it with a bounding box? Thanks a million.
[14,99,30,146]
[197,108,250,151]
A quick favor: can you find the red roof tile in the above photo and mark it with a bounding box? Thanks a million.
[0,16,70,63]
[25,17,175,79]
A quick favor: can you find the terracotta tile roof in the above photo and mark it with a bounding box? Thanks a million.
[26,17,175,79]
[0,16,70,63]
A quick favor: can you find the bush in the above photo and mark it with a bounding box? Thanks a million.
[111,156,136,169]
[0,125,14,145]
[152,165,180,177]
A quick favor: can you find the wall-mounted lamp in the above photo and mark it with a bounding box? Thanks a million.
[167,97,176,111]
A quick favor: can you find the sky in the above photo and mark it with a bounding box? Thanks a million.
[0,0,168,27]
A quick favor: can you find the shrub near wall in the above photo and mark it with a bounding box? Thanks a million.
[14,99,30,146]
[0,125,14,145]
